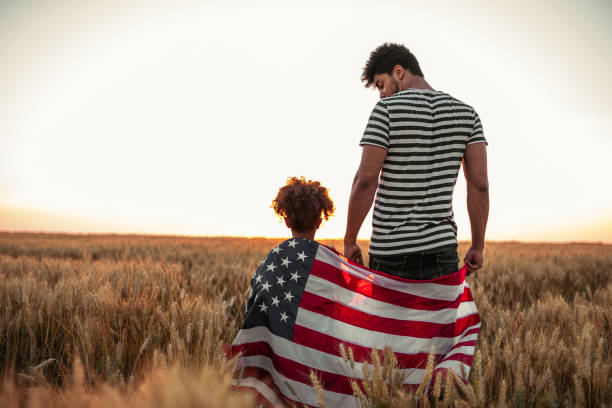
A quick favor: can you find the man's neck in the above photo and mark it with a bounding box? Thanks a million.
[401,76,434,91]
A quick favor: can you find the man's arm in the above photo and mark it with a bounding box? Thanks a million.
[343,145,387,264]
[462,142,489,274]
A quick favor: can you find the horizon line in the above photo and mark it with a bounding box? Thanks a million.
[1,229,611,246]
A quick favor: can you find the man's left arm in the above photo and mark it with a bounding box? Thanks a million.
[343,145,387,264]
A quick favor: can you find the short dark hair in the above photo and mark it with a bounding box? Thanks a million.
[361,43,424,88]
[272,177,335,232]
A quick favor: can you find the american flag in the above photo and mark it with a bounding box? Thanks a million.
[230,238,480,407]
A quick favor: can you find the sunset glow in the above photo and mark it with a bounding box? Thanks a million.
[1,0,611,242]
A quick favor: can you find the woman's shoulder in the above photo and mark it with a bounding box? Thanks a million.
[275,237,319,249]
[259,238,320,265]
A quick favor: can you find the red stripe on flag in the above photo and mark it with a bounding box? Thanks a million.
[440,353,475,366]
[310,259,473,310]
[299,291,480,338]
[464,327,480,337]
[448,339,477,351]
[320,244,467,285]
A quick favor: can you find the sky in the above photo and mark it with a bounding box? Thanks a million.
[1,0,611,242]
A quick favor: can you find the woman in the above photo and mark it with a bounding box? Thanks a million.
[230,176,335,406]
[271,176,335,241]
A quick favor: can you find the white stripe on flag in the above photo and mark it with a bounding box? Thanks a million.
[295,308,480,354]
[444,345,475,360]
[435,358,472,377]
[304,274,478,324]
[315,245,465,301]
[232,377,285,408]
[240,355,360,408]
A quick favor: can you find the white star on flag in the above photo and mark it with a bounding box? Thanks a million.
[266,263,277,272]
[258,302,268,313]
[271,246,281,254]
[271,296,280,307]
[297,251,307,262]
[254,274,263,284]
[281,257,291,267]
[279,311,289,323]
[276,275,286,287]
[261,281,272,292]
[287,240,298,248]
[289,271,301,282]
[284,290,294,302]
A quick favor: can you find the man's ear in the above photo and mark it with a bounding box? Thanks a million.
[393,64,405,80]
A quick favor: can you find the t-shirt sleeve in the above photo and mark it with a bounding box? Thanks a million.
[468,111,488,146]
[360,100,390,150]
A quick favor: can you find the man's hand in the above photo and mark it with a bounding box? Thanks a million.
[464,246,483,275]
[463,142,488,276]
[343,241,364,265]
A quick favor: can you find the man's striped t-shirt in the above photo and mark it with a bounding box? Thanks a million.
[360,88,487,256]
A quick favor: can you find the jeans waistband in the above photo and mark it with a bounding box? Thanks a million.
[370,245,457,267]
[371,244,457,258]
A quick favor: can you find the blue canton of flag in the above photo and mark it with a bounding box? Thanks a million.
[244,238,318,340]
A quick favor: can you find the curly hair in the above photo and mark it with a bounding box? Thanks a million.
[272,177,335,233]
[361,42,424,88]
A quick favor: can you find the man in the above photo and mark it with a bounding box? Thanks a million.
[343,43,489,279]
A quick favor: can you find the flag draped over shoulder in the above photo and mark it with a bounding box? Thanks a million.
[230,238,480,408]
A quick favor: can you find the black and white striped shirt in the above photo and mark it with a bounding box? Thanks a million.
[360,88,487,256]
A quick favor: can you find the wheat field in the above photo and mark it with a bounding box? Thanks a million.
[0,232,610,407]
